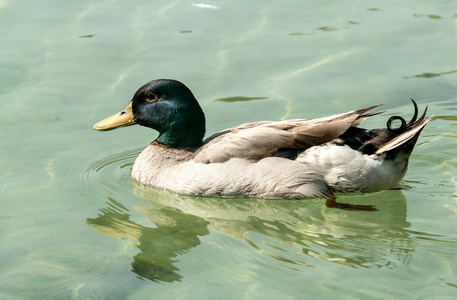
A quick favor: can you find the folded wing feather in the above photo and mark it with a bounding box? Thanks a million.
[192,104,383,163]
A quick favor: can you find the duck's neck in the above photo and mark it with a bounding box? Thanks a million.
[156,129,204,148]
[155,117,206,149]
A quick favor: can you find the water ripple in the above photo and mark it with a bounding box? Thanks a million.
[83,148,141,191]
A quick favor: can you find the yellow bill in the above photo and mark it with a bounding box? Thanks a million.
[93,102,136,131]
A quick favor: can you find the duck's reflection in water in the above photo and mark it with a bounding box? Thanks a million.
[87,196,209,282]
[87,183,415,282]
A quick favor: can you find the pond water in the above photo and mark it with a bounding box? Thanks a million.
[1,0,457,299]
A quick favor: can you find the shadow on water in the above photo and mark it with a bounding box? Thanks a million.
[87,181,417,282]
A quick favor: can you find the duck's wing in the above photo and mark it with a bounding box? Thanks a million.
[192,104,383,163]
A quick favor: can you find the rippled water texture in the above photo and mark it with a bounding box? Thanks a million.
[1,0,457,299]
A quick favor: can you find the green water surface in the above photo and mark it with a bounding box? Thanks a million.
[1,0,457,299]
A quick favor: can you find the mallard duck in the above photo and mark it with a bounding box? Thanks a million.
[93,79,431,210]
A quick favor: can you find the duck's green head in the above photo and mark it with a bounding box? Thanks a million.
[93,79,206,148]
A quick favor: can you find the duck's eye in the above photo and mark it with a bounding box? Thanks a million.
[145,93,162,103]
